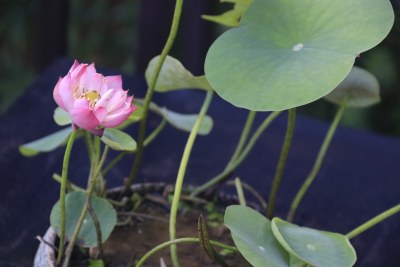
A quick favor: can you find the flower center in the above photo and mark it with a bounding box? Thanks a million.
[80,90,101,108]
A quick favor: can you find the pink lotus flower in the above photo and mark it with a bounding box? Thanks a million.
[53,60,136,135]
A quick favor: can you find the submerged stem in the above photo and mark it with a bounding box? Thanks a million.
[124,0,185,193]
[287,98,347,222]
[267,109,296,219]
[57,129,77,265]
[169,91,214,267]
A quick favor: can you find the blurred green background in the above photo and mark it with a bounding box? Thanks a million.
[0,0,139,113]
[1,0,400,136]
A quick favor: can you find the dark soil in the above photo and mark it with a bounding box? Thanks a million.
[70,187,252,267]
[103,205,250,267]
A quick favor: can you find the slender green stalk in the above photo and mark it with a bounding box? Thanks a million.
[287,98,348,222]
[124,0,185,193]
[103,118,167,176]
[62,205,88,267]
[170,91,214,267]
[226,180,268,210]
[346,203,400,239]
[62,144,109,267]
[191,111,281,197]
[103,152,126,176]
[135,237,237,267]
[234,177,247,206]
[93,135,101,162]
[227,111,257,168]
[57,130,77,265]
[84,131,95,162]
[267,109,296,219]
[87,200,104,259]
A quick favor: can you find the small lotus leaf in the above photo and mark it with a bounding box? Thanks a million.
[50,191,117,247]
[271,218,357,267]
[202,0,252,27]
[54,107,72,126]
[161,108,213,135]
[101,128,136,151]
[145,55,211,92]
[324,66,380,108]
[19,127,72,156]
[224,205,289,267]
[135,100,214,135]
[205,0,394,111]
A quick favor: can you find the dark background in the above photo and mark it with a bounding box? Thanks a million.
[1,1,400,266]
[2,0,400,135]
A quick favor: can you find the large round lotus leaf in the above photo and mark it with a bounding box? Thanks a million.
[205,0,394,111]
[324,66,380,108]
[271,218,357,267]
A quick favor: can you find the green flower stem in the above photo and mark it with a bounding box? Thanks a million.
[93,135,101,162]
[103,118,167,176]
[267,109,296,219]
[227,111,257,168]
[234,177,247,206]
[124,0,184,193]
[57,129,77,265]
[84,131,95,163]
[287,98,348,222]
[62,144,109,267]
[62,207,88,267]
[135,237,237,267]
[87,198,104,259]
[170,91,214,267]
[191,111,281,197]
[346,203,400,239]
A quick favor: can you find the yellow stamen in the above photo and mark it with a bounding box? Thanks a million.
[80,90,101,108]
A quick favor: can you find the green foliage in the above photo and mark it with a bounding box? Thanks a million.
[0,1,34,114]
[89,259,105,267]
[272,218,357,267]
[101,128,137,151]
[205,0,394,111]
[224,205,289,267]
[145,55,212,92]
[50,191,117,247]
[54,107,72,126]
[324,66,380,108]
[68,0,138,73]
[225,205,357,267]
[135,100,214,135]
[204,202,224,228]
[19,127,72,156]
[202,0,252,27]
[162,108,213,135]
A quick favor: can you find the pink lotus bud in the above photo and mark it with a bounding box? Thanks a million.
[53,60,136,135]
